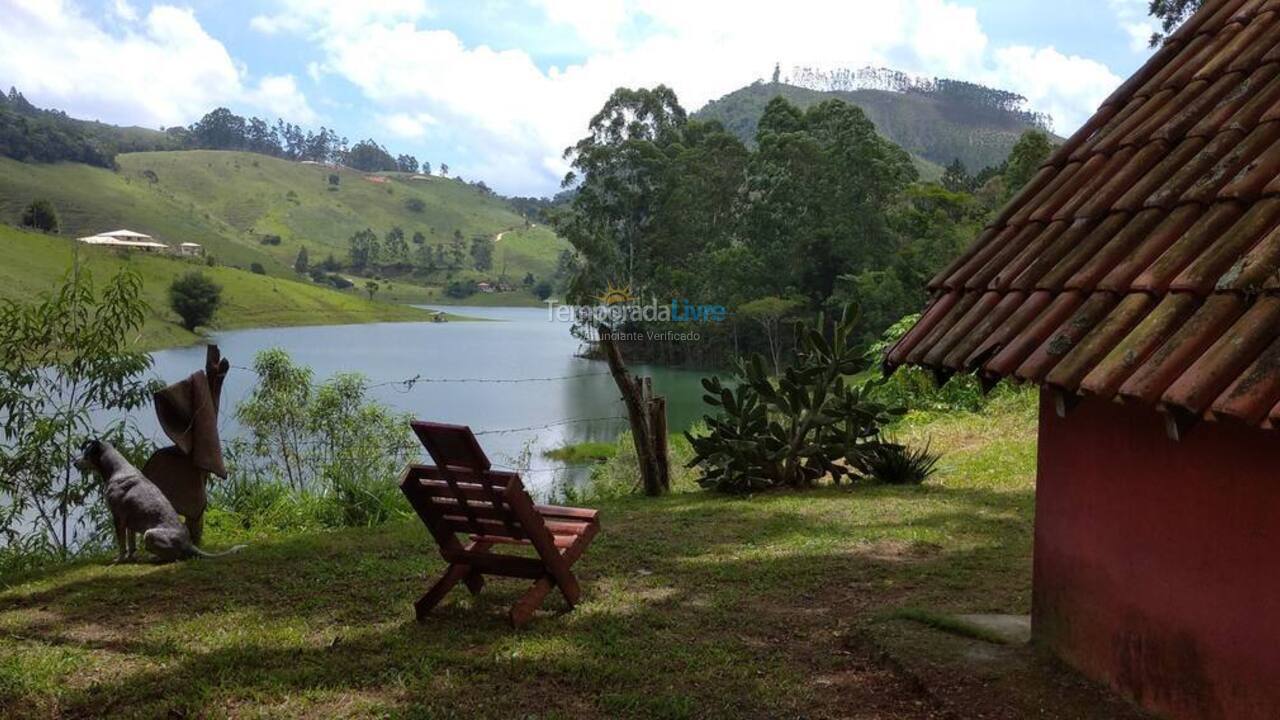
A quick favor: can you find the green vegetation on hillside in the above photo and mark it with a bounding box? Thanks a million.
[0,151,571,303]
[0,225,433,350]
[695,78,1056,175]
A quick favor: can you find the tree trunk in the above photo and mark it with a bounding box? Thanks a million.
[598,324,667,495]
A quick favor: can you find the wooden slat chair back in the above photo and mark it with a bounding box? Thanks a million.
[400,421,600,627]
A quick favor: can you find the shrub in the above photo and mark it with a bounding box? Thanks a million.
[168,271,222,331]
[686,304,904,494]
[20,199,59,233]
[446,280,477,298]
[328,173,340,187]
[0,270,155,558]
[534,280,553,300]
[854,442,940,485]
[249,262,266,275]
[258,234,282,246]
[405,197,425,213]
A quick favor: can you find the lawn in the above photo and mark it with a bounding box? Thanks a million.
[0,393,1145,718]
[0,225,436,351]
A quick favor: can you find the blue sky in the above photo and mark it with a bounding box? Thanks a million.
[0,0,1159,196]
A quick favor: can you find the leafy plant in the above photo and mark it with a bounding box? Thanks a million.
[854,442,939,485]
[20,198,60,233]
[0,268,157,558]
[230,349,418,500]
[168,271,222,331]
[686,304,904,493]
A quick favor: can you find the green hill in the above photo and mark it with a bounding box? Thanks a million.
[0,150,571,301]
[695,79,1056,176]
[0,225,434,350]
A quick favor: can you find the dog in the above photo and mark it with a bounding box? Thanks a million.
[75,439,245,563]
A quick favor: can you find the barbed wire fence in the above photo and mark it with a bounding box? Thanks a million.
[198,364,631,477]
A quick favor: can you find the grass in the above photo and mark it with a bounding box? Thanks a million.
[0,152,571,302]
[0,225,436,350]
[0,390,1141,718]
[542,441,619,464]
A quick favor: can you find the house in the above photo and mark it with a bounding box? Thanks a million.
[177,242,204,257]
[77,229,168,252]
[476,281,495,293]
[885,1,1280,718]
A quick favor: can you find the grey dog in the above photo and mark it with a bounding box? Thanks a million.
[75,439,245,563]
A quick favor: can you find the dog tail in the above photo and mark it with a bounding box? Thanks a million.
[187,543,248,559]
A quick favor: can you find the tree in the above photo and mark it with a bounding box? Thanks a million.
[941,158,974,193]
[328,173,340,188]
[396,153,419,173]
[249,262,266,275]
[0,269,155,558]
[294,246,309,274]
[439,162,449,176]
[405,197,425,213]
[384,227,408,262]
[364,280,379,300]
[1148,0,1202,45]
[189,108,247,150]
[168,272,222,331]
[20,198,59,233]
[348,228,379,269]
[739,296,805,376]
[533,280,553,300]
[411,230,426,245]
[449,230,466,269]
[420,160,432,175]
[345,139,397,172]
[470,235,494,271]
[1004,130,1054,199]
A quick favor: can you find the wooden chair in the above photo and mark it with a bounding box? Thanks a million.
[399,421,601,627]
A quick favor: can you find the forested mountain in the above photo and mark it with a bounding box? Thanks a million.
[0,87,177,167]
[694,67,1057,175]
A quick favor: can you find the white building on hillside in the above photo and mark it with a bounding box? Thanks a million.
[77,229,169,253]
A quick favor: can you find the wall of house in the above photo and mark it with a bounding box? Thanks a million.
[1033,393,1280,720]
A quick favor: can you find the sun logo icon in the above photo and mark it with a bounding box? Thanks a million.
[597,282,635,306]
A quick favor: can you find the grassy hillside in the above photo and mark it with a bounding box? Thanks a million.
[695,81,1053,175]
[0,151,571,302]
[0,225,434,350]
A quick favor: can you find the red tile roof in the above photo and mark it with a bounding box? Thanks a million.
[886,0,1280,429]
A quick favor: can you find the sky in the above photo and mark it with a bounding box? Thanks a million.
[0,0,1160,196]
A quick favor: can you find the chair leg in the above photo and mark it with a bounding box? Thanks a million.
[509,575,562,628]
[462,541,490,595]
[414,563,469,621]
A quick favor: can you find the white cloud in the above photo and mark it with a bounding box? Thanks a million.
[1108,0,1157,52]
[532,0,627,49]
[990,46,1121,133]
[381,111,440,139]
[0,1,316,129]
[246,75,318,124]
[263,0,1125,194]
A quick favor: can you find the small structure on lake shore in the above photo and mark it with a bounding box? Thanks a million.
[886,2,1280,718]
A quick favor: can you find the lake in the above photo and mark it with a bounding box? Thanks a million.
[140,306,715,496]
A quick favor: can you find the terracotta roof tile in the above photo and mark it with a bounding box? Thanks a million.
[887,0,1280,429]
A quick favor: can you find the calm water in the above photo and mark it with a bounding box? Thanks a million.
[137,306,713,494]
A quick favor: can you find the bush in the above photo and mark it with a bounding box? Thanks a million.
[854,442,940,485]
[168,271,222,331]
[446,280,477,298]
[328,173,340,187]
[687,304,904,493]
[259,234,282,246]
[534,280,553,300]
[249,262,266,275]
[405,197,425,213]
[20,198,59,233]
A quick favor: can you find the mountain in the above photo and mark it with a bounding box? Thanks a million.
[694,68,1058,177]
[0,150,569,300]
